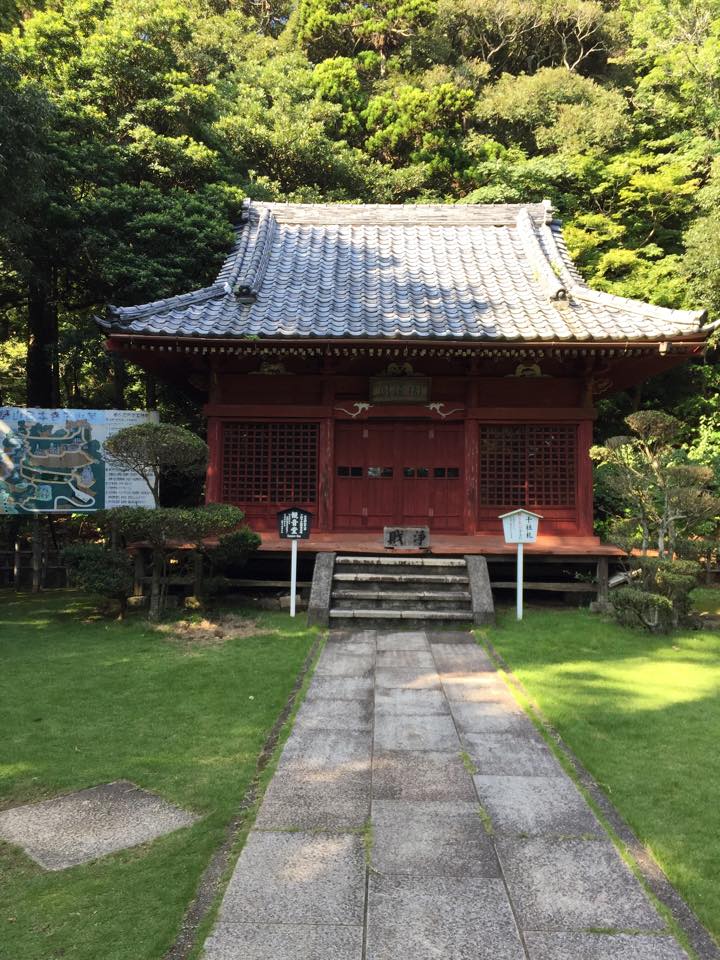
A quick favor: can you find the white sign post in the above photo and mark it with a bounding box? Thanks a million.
[499,509,543,620]
[277,508,312,618]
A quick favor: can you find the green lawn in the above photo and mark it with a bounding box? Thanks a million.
[480,596,720,942]
[0,591,319,960]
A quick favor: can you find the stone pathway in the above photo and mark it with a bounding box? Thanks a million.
[202,630,690,960]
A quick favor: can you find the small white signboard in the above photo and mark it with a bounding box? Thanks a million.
[499,509,543,620]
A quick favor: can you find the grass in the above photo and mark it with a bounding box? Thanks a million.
[0,590,319,960]
[480,593,720,942]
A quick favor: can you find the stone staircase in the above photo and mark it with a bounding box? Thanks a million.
[308,553,494,628]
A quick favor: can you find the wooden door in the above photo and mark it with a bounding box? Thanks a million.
[398,424,463,531]
[333,421,464,532]
[334,422,396,529]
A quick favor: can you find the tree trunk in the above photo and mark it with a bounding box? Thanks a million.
[112,354,127,409]
[26,268,59,407]
[145,373,157,409]
[149,548,163,620]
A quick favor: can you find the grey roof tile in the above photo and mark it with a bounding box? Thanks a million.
[101,201,707,342]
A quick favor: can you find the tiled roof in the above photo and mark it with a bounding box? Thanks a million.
[100,201,707,342]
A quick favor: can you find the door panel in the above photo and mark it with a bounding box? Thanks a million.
[333,421,464,531]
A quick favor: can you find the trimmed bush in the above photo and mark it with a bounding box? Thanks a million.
[63,544,134,618]
[610,557,700,632]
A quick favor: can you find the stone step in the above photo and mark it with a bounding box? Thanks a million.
[332,589,472,602]
[335,555,466,567]
[331,595,472,612]
[333,572,469,585]
[329,609,472,621]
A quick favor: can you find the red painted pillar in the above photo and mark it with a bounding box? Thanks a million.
[464,418,479,535]
[318,418,334,531]
[576,419,594,536]
[205,417,223,504]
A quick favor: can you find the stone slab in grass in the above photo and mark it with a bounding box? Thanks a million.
[373,711,461,752]
[474,775,604,838]
[202,922,363,960]
[430,643,495,673]
[304,677,373,701]
[372,750,477,802]
[374,688,449,716]
[495,837,665,931]
[449,700,534,735]
[218,831,365,926]
[524,932,690,960]
[366,874,525,960]
[293,698,372,732]
[464,732,563,777]
[371,800,499,878]
[0,780,197,871]
[375,649,436,670]
[376,631,429,652]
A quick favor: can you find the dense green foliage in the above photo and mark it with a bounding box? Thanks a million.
[63,542,134,615]
[0,590,318,960]
[1,0,719,449]
[104,422,209,506]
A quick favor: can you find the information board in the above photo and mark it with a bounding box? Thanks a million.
[0,408,158,514]
[277,508,312,540]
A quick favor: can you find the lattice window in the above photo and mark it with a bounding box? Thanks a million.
[479,424,576,507]
[222,423,318,504]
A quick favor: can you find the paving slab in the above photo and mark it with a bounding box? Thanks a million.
[376,649,436,670]
[524,932,690,960]
[371,800,498,877]
[0,780,197,871]
[373,711,461,752]
[495,837,665,931]
[366,874,525,960]
[203,922,363,960]
[293,698,372,732]
[464,732,563,777]
[372,750,477,801]
[314,650,374,678]
[374,687,450,716]
[276,729,371,783]
[374,667,441,690]
[442,676,518,702]
[304,677,373,701]
[425,630,476,645]
[449,699,534,735]
[327,629,377,645]
[218,831,365,925]
[430,643,495,673]
[474,775,604,838]
[254,779,370,831]
[376,631,429,651]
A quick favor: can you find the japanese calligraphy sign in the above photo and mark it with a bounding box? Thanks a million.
[499,509,543,544]
[383,526,431,549]
[277,507,312,540]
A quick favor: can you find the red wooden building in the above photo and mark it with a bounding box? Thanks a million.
[100,201,709,557]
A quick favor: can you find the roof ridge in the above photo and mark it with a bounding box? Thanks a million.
[243,199,553,227]
[516,208,568,302]
[105,284,226,324]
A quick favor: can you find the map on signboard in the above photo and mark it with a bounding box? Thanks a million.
[0,408,158,514]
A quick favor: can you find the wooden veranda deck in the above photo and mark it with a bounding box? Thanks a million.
[256,531,623,560]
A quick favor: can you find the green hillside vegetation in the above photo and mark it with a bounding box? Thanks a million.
[0,0,719,446]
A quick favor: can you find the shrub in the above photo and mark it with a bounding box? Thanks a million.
[63,544,134,618]
[104,423,208,507]
[207,527,261,577]
[610,557,700,632]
